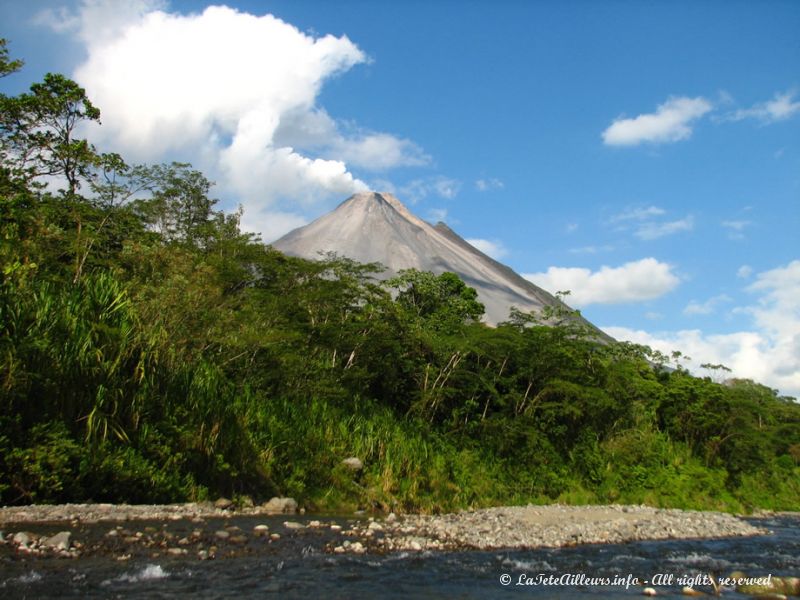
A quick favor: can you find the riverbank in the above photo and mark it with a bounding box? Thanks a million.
[0,500,294,525]
[358,504,770,553]
[0,502,770,560]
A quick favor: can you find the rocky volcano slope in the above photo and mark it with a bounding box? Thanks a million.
[273,191,577,326]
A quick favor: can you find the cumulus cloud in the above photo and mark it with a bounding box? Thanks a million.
[253,211,308,244]
[522,258,679,306]
[602,96,712,146]
[273,109,430,171]
[39,1,428,239]
[605,260,800,398]
[35,0,166,45]
[727,90,800,124]
[466,238,508,260]
[737,265,753,279]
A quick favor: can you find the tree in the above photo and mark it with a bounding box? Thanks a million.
[0,39,23,78]
[130,162,219,248]
[387,269,485,334]
[1,73,101,194]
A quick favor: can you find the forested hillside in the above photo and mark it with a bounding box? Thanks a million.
[2,40,798,512]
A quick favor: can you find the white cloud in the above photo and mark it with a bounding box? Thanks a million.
[722,219,751,241]
[272,109,429,170]
[609,205,666,223]
[722,220,751,231]
[728,90,800,124]
[40,1,427,240]
[607,206,692,241]
[399,176,461,203]
[475,178,504,192]
[568,245,614,255]
[427,207,448,222]
[605,260,800,398]
[466,238,508,260]
[35,0,166,45]
[602,96,712,146]
[737,265,753,279]
[433,177,461,199]
[634,216,694,240]
[522,258,679,306]
[333,133,429,170]
[683,294,732,316]
[249,211,308,244]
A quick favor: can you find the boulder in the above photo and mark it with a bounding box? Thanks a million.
[12,532,34,547]
[43,531,71,551]
[261,497,298,514]
[214,497,234,510]
[342,457,364,471]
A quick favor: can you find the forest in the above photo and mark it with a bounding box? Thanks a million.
[2,39,799,513]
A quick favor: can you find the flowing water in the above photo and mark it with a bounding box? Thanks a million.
[1,514,797,599]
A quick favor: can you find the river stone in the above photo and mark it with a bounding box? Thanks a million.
[214,530,230,540]
[262,497,298,514]
[253,524,269,535]
[12,532,32,547]
[342,457,363,471]
[214,497,234,510]
[350,541,365,554]
[43,531,71,550]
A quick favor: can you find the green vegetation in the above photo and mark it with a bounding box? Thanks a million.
[1,41,798,513]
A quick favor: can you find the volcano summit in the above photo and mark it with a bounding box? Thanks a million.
[273,191,574,325]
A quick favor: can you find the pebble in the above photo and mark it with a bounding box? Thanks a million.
[368,504,769,552]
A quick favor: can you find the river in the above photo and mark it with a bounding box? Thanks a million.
[1,514,797,598]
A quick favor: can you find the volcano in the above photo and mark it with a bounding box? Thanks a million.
[273,191,577,325]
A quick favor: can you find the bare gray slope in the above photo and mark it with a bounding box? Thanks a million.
[273,191,569,325]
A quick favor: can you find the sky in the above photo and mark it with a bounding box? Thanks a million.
[2,0,799,397]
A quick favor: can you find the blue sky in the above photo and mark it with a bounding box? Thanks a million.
[2,0,799,396]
